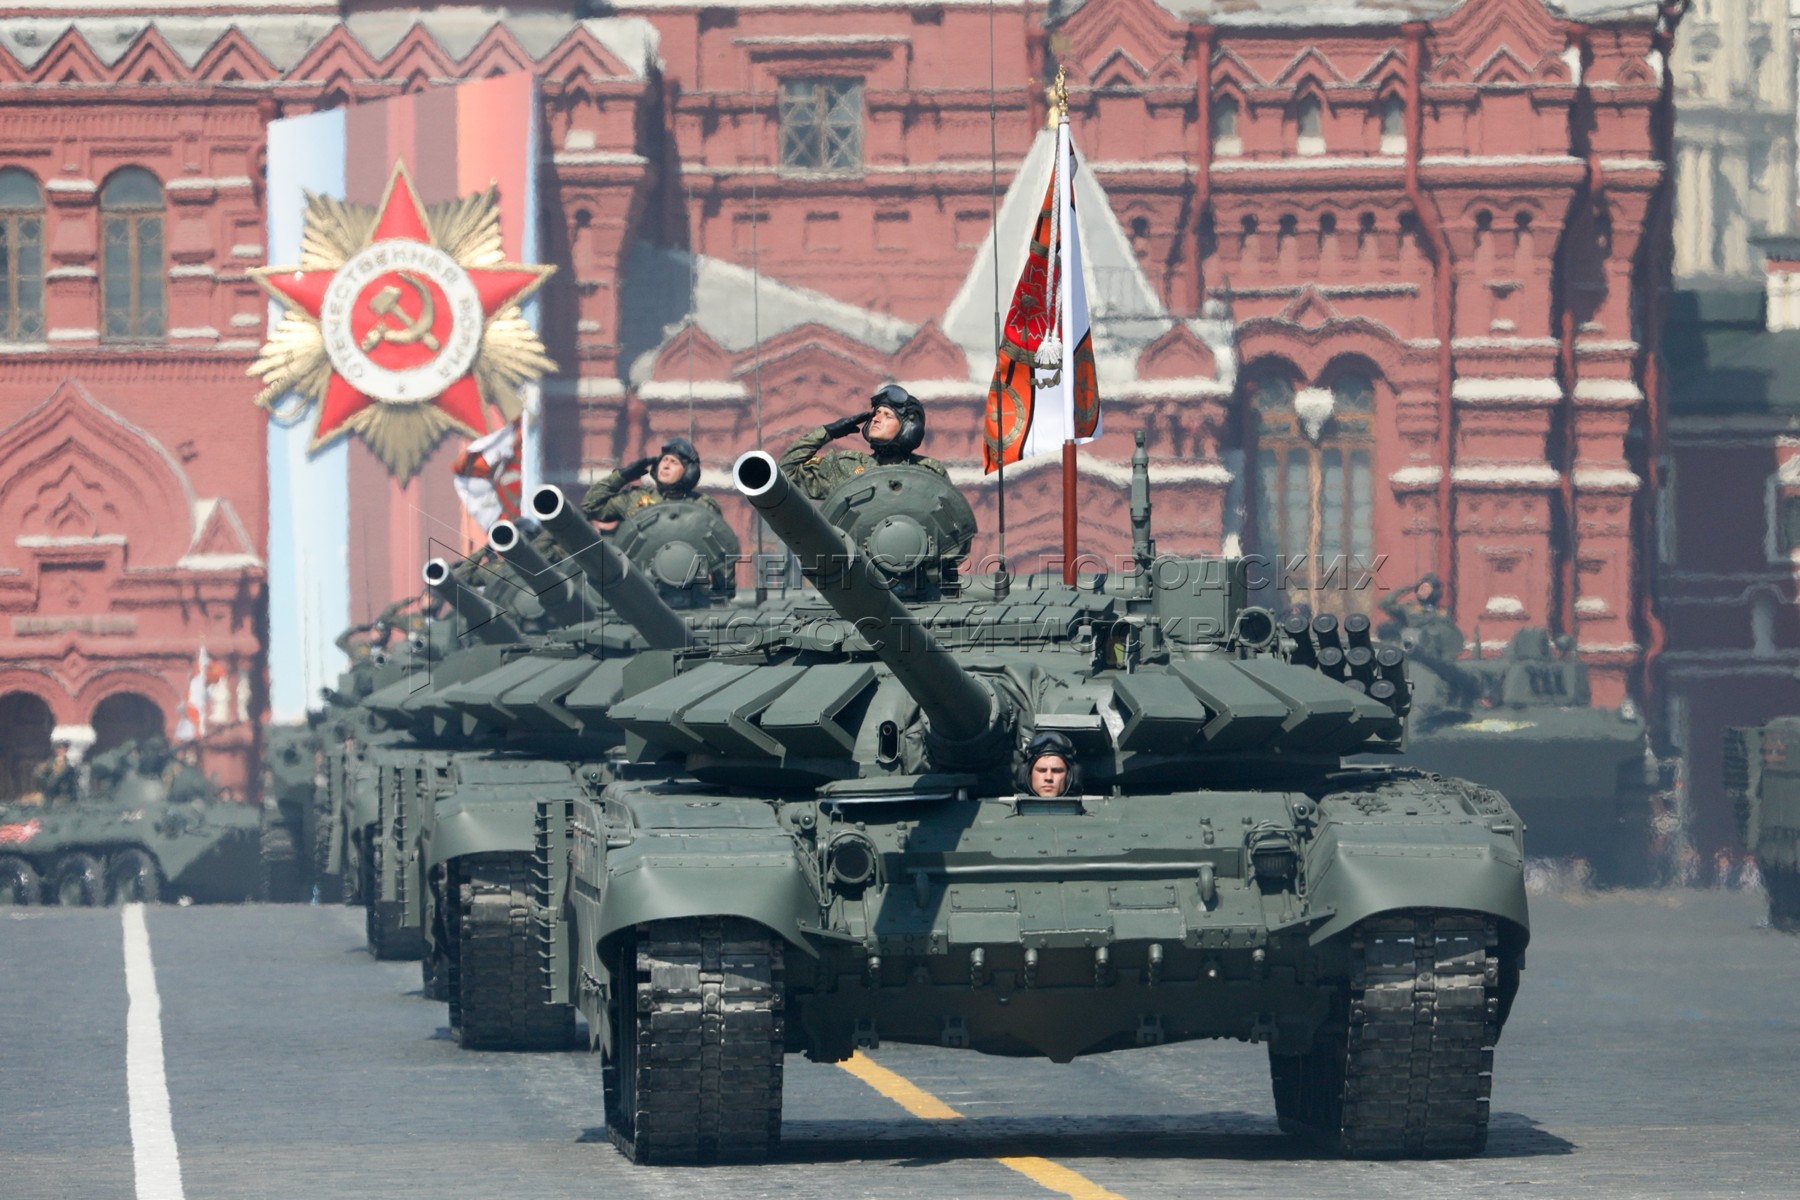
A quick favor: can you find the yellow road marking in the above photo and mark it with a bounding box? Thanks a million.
[995,1157,1130,1200]
[836,1051,963,1120]
[837,1052,1129,1200]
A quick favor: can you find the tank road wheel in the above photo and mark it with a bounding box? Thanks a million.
[1765,864,1800,931]
[1271,912,1500,1159]
[53,854,104,907]
[455,857,574,1051]
[106,849,162,905]
[0,856,41,905]
[606,916,785,1165]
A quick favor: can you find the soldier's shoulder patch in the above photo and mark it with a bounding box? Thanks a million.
[852,465,865,475]
[806,455,824,466]
[635,493,657,508]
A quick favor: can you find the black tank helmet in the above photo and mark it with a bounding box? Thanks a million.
[1014,730,1081,795]
[657,436,702,494]
[865,383,925,457]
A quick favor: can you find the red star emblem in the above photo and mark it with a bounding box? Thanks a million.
[251,162,554,466]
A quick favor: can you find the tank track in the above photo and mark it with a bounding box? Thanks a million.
[455,856,574,1051]
[607,916,784,1165]
[1273,911,1499,1158]
[365,837,422,961]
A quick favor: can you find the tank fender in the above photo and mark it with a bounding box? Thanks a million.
[594,838,821,957]
[348,769,380,830]
[1303,827,1530,948]
[428,789,570,866]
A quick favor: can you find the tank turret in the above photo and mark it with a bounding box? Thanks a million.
[487,519,595,628]
[735,450,1006,762]
[612,497,742,608]
[423,558,525,645]
[531,485,691,649]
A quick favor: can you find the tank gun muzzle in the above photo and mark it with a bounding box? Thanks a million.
[734,450,1009,765]
[422,559,526,645]
[530,485,690,650]
[488,519,594,627]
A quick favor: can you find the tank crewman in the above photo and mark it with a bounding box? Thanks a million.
[1016,731,1081,798]
[1377,573,1444,637]
[165,743,211,804]
[31,739,80,807]
[778,384,947,501]
[1378,573,1467,659]
[581,438,719,533]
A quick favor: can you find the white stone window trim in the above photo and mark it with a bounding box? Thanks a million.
[1764,464,1800,563]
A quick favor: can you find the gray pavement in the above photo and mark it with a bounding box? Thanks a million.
[2,887,1798,1200]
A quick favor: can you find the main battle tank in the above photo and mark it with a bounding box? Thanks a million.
[1362,611,1661,883]
[1725,703,1800,928]
[546,438,1530,1164]
[335,482,751,1049]
[0,739,261,905]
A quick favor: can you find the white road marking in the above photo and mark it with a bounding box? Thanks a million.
[123,903,185,1200]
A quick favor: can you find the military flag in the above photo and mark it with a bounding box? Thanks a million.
[983,84,1101,473]
[173,646,210,743]
[451,419,526,532]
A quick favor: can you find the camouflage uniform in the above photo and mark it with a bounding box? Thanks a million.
[579,469,722,526]
[32,757,79,806]
[777,426,947,502]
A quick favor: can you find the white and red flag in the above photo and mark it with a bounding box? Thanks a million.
[983,112,1101,471]
[450,418,525,532]
[174,646,209,743]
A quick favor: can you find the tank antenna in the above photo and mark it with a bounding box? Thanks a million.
[751,88,768,601]
[1130,430,1155,597]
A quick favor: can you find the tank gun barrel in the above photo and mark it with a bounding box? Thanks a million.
[422,559,525,645]
[733,451,1003,753]
[529,486,690,650]
[488,519,594,627]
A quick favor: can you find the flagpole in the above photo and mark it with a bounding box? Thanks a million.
[1053,72,1079,587]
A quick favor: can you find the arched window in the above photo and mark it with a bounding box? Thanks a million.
[1212,95,1242,156]
[1296,95,1325,156]
[1379,94,1406,154]
[100,167,164,342]
[0,168,44,342]
[1244,365,1377,612]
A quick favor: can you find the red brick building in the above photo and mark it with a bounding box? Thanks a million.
[0,0,1683,806]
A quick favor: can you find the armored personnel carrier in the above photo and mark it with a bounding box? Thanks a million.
[0,739,261,905]
[1725,716,1800,928]
[1366,613,1661,883]
[543,439,1529,1164]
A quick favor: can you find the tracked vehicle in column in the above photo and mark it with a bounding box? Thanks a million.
[1360,611,1663,884]
[321,481,753,1049]
[553,437,1530,1164]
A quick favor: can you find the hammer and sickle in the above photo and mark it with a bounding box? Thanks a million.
[359,273,440,352]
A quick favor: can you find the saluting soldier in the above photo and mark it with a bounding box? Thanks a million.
[31,738,80,807]
[779,384,946,501]
[581,437,719,533]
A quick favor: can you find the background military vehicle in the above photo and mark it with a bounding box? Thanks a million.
[538,439,1529,1165]
[1725,713,1800,929]
[0,739,261,905]
[1359,608,1663,884]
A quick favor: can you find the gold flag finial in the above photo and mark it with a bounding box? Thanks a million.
[1045,65,1068,129]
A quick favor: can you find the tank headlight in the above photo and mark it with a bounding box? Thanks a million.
[1619,698,1640,723]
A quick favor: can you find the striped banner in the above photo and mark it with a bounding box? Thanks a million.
[264,75,542,721]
